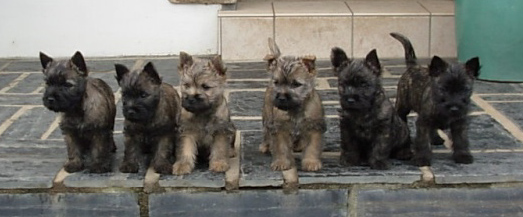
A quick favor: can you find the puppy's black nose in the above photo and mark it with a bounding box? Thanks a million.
[47,96,56,103]
[276,93,290,102]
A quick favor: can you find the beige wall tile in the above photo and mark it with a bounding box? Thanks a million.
[430,16,456,57]
[347,0,429,16]
[353,16,430,58]
[419,0,454,16]
[275,16,352,59]
[219,1,274,17]
[220,17,273,61]
[274,1,351,16]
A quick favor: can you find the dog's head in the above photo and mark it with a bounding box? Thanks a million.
[115,62,162,123]
[178,52,227,113]
[264,38,317,111]
[40,51,89,113]
[331,47,383,111]
[428,56,480,117]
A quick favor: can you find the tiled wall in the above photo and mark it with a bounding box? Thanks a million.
[219,0,456,61]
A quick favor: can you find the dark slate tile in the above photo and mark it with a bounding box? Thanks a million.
[149,189,348,217]
[467,114,522,150]
[6,74,44,93]
[490,102,523,128]
[432,152,523,184]
[358,188,523,217]
[318,89,339,102]
[228,69,269,79]
[323,103,340,116]
[228,80,267,89]
[0,193,140,216]
[0,140,65,189]
[0,60,9,70]
[0,95,41,105]
[384,66,407,76]
[0,74,21,88]
[88,59,137,72]
[2,107,56,140]
[316,68,336,78]
[116,100,124,119]
[89,72,120,92]
[3,60,41,71]
[0,107,20,125]
[63,134,145,188]
[240,131,283,187]
[474,81,523,94]
[227,62,268,71]
[299,157,420,185]
[229,91,264,117]
[232,119,262,131]
[324,117,340,152]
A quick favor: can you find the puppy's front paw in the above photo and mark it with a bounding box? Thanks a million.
[370,160,390,170]
[153,160,173,174]
[64,159,84,173]
[412,155,431,167]
[453,151,473,164]
[301,158,322,171]
[172,161,193,175]
[120,161,139,173]
[209,159,230,172]
[271,158,292,171]
[90,163,112,173]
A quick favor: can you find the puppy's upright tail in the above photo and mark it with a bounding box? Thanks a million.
[390,32,417,69]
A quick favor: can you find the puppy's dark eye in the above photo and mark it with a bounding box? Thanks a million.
[273,80,279,85]
[64,82,74,88]
[183,83,191,89]
[291,81,303,88]
[201,84,211,90]
[140,92,149,98]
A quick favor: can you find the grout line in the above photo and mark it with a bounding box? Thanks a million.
[114,88,122,104]
[316,78,331,89]
[40,115,62,140]
[52,168,70,187]
[0,72,31,93]
[271,2,275,40]
[486,100,523,103]
[0,105,33,137]
[348,185,358,217]
[225,130,241,190]
[0,61,12,71]
[0,71,40,74]
[323,100,339,105]
[229,88,266,92]
[0,105,44,107]
[31,84,45,94]
[231,116,262,120]
[419,166,434,182]
[471,94,523,143]
[437,129,453,150]
[0,93,41,96]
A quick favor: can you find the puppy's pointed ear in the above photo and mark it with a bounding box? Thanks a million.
[70,51,88,76]
[114,64,129,85]
[210,55,227,77]
[364,49,382,77]
[465,57,480,78]
[143,62,162,85]
[330,47,350,76]
[301,55,317,76]
[429,56,448,77]
[39,52,53,71]
[264,38,281,71]
[178,51,193,75]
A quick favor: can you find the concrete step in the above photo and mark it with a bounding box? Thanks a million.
[218,0,456,61]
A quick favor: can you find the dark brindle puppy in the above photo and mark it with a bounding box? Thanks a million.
[391,32,480,166]
[260,38,326,172]
[40,51,116,173]
[172,52,236,175]
[115,62,180,174]
[331,48,412,170]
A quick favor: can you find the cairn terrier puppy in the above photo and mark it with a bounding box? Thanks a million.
[172,52,236,175]
[260,38,326,172]
[391,32,480,166]
[40,51,116,173]
[115,62,181,174]
[330,47,412,170]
